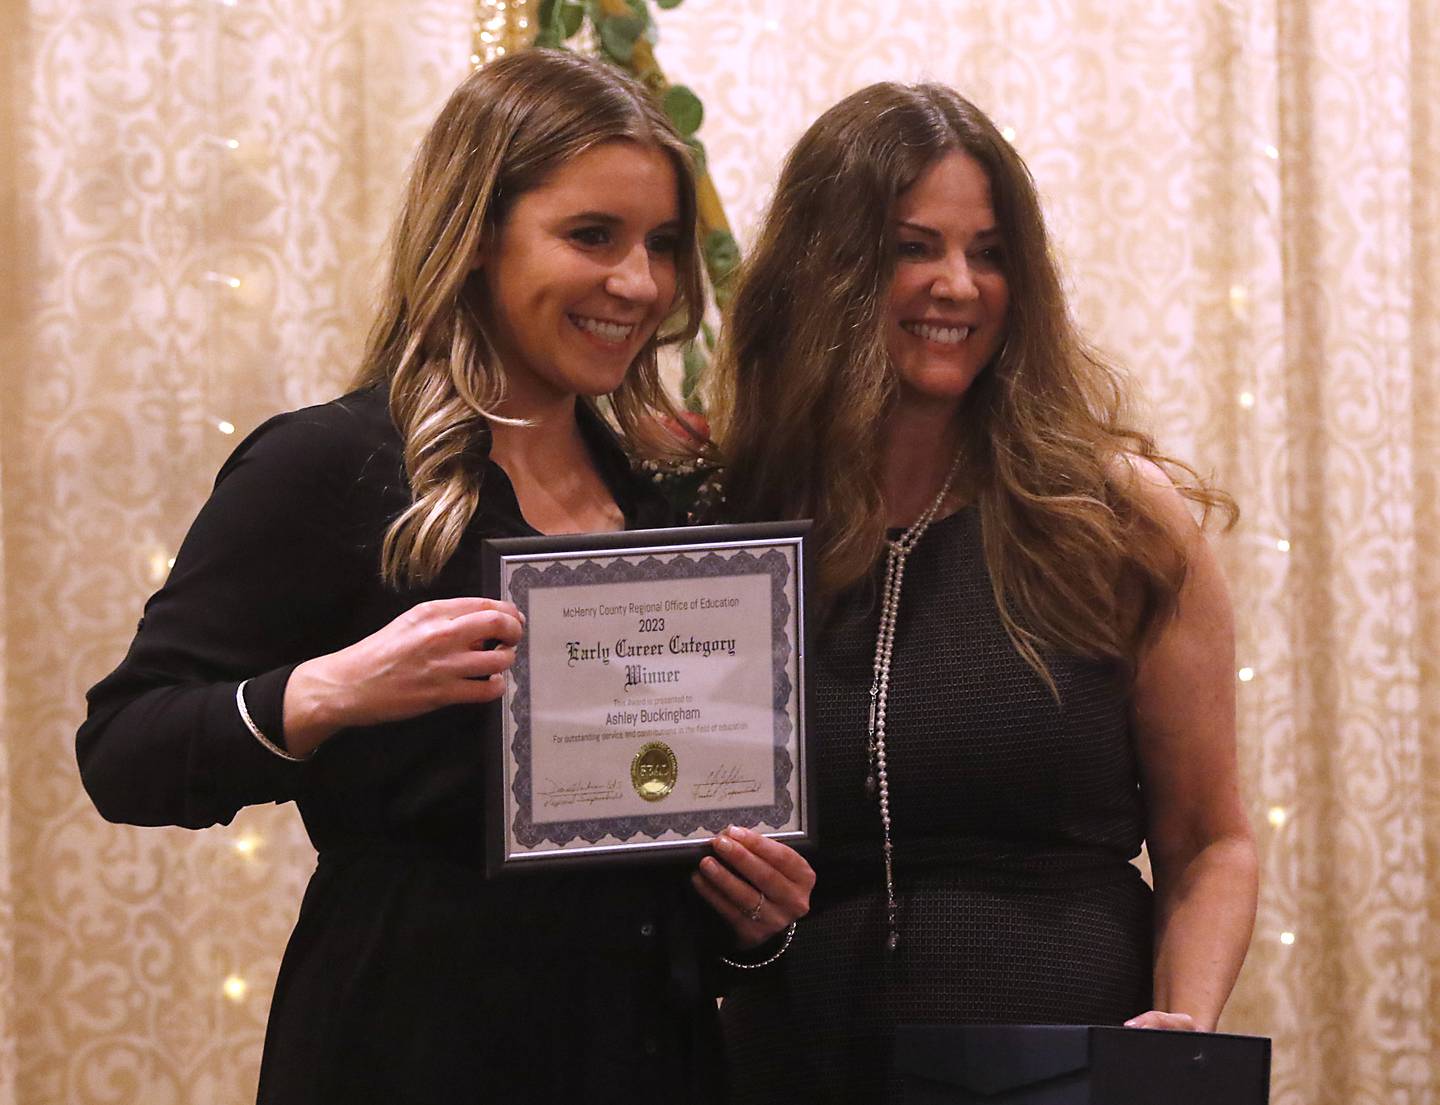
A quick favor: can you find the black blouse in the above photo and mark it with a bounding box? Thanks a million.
[78,385,724,1105]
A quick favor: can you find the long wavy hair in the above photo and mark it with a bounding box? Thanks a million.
[353,50,704,588]
[711,82,1234,680]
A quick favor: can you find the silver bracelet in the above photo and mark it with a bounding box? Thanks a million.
[235,679,311,763]
[721,921,796,970]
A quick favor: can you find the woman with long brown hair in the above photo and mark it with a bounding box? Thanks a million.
[711,82,1257,1103]
[76,50,811,1104]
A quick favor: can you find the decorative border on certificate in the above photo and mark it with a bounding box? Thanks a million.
[508,549,795,846]
[482,522,813,874]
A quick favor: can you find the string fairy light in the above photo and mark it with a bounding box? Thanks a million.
[222,975,248,1001]
[1000,125,1018,144]
[1279,931,1296,946]
[1267,806,1287,828]
[1228,283,1249,318]
[1238,391,1256,409]
[203,271,242,290]
[233,834,261,857]
[472,0,536,68]
[216,419,236,435]
[1237,667,1255,683]
[147,551,170,583]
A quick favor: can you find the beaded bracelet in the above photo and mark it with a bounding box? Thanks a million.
[720,921,796,970]
[235,680,311,763]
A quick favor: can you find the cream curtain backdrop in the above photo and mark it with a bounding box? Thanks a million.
[0,1,1433,1103]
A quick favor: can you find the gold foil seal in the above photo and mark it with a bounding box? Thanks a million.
[631,741,678,802]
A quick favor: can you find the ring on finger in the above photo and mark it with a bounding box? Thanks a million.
[746,890,766,922]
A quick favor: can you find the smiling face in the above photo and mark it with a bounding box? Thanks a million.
[885,151,1010,417]
[479,140,681,414]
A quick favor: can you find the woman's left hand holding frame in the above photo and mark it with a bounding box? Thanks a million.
[692,824,815,949]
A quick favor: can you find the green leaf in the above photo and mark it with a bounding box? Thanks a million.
[705,227,740,310]
[597,13,645,62]
[535,0,582,45]
[682,340,706,408]
[662,84,703,137]
[704,228,741,282]
[657,0,684,8]
[598,23,635,62]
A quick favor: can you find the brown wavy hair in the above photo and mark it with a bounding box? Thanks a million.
[353,49,704,587]
[711,81,1234,680]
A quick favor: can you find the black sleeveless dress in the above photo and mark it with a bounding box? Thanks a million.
[719,507,1153,1104]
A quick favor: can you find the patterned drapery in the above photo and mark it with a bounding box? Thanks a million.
[0,2,1433,1103]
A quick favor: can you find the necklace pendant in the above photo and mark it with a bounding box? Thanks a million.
[864,772,877,798]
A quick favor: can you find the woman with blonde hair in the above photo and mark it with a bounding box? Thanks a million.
[712,82,1257,1103]
[77,49,811,1104]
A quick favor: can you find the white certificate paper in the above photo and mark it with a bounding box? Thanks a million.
[483,524,811,873]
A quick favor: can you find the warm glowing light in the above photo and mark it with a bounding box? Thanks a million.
[1238,391,1256,409]
[1267,806,1287,827]
[1262,143,1280,160]
[1279,931,1296,946]
[234,834,261,857]
[217,420,236,435]
[1228,284,1249,316]
[166,557,176,569]
[1000,126,1017,143]
[148,552,170,583]
[1237,667,1255,682]
[1276,538,1291,553]
[203,271,242,289]
[222,975,248,1001]
[225,138,240,150]
[470,53,482,66]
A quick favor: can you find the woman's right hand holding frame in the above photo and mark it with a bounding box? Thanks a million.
[281,597,524,757]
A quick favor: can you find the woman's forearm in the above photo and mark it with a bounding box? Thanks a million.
[1150,834,1259,1030]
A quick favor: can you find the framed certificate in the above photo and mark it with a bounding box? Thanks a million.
[481,521,813,876]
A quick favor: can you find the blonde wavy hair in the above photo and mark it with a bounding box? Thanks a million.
[353,49,704,587]
[711,82,1234,679]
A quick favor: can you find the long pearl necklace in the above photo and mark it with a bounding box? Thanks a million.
[865,453,962,952]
